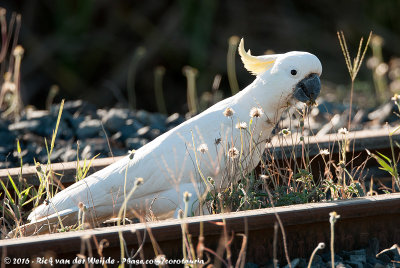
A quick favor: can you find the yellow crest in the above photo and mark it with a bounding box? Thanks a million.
[238,38,276,76]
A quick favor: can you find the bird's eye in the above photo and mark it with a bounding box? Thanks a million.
[290,69,298,76]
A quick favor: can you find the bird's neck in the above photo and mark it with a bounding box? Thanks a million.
[230,76,288,134]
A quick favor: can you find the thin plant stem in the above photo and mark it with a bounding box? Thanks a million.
[154,66,167,114]
[183,66,199,115]
[127,47,146,110]
[337,31,372,131]
[307,243,325,268]
[227,36,240,95]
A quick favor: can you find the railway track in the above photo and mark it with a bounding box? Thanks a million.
[1,127,399,187]
[1,194,399,266]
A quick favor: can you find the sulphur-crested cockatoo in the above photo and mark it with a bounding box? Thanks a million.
[20,38,321,235]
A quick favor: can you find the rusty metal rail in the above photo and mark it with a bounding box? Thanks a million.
[1,127,399,187]
[1,194,400,266]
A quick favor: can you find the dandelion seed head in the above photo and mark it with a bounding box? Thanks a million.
[227,147,239,159]
[250,107,263,118]
[197,143,208,153]
[338,128,348,135]
[223,107,235,117]
[319,149,329,156]
[235,122,247,129]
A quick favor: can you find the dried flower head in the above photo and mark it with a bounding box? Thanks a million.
[183,191,192,202]
[250,107,263,118]
[235,122,248,129]
[223,107,235,117]
[78,202,85,211]
[35,162,43,173]
[197,143,208,153]
[13,45,24,57]
[317,242,326,250]
[128,149,136,159]
[227,147,239,159]
[319,149,329,156]
[135,177,144,186]
[338,128,348,135]
[214,137,222,145]
[329,211,341,224]
[280,128,291,136]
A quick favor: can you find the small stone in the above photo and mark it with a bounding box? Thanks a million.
[350,254,366,263]
[166,112,185,127]
[310,254,323,265]
[376,252,391,264]
[57,119,74,140]
[346,260,364,268]
[322,253,343,263]
[329,262,348,268]
[366,256,386,267]
[0,130,16,149]
[137,126,151,137]
[118,120,144,140]
[9,120,40,134]
[350,249,367,256]
[52,100,97,116]
[368,102,397,123]
[262,260,278,268]
[284,258,299,268]
[149,112,167,128]
[76,119,102,139]
[81,144,94,160]
[101,108,129,133]
[126,137,148,150]
[367,238,380,257]
[135,110,152,125]
[135,126,160,140]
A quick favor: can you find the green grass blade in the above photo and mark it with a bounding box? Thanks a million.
[0,180,15,204]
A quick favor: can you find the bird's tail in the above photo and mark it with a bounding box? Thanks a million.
[8,207,79,237]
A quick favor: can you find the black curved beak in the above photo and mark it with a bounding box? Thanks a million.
[293,73,321,103]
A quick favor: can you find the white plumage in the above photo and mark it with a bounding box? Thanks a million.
[21,39,322,235]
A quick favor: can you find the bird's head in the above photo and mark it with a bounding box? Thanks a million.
[238,38,322,104]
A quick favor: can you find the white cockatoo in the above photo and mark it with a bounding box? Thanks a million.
[20,38,322,235]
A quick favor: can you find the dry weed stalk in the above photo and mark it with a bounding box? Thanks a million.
[337,31,372,131]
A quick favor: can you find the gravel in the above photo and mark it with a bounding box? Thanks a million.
[245,240,400,267]
[1,98,400,169]
[0,100,186,168]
